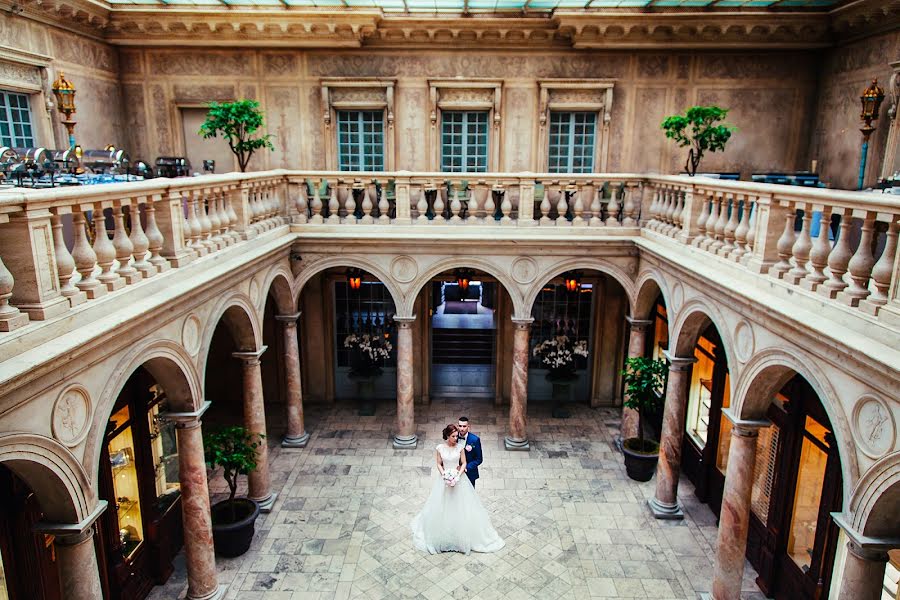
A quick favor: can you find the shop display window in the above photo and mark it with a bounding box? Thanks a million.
[686,337,716,447]
[787,416,831,572]
[715,374,732,473]
[147,386,180,511]
[107,405,145,561]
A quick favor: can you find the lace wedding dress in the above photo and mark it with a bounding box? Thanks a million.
[411,443,505,554]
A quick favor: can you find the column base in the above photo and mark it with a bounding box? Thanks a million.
[282,432,310,448]
[504,436,530,451]
[251,492,277,513]
[187,583,228,600]
[698,593,712,600]
[392,434,418,449]
[648,497,684,520]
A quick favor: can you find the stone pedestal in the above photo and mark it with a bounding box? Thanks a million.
[233,347,276,512]
[277,313,310,448]
[393,317,417,449]
[622,318,652,439]
[649,353,696,520]
[711,410,770,600]
[505,318,532,450]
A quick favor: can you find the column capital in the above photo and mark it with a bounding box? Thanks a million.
[393,315,416,328]
[625,316,653,331]
[233,346,267,364]
[160,400,211,427]
[832,512,900,558]
[34,500,108,537]
[275,312,301,323]
[663,350,697,370]
[511,317,533,330]
[722,407,770,436]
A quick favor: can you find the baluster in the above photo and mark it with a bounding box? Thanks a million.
[225,188,241,244]
[692,191,711,248]
[862,217,899,312]
[729,195,750,262]
[606,186,620,226]
[325,183,339,224]
[700,194,718,250]
[208,190,223,248]
[310,181,324,224]
[416,186,429,223]
[361,185,375,224]
[555,186,569,226]
[741,198,757,265]
[186,192,205,255]
[246,184,258,228]
[450,185,463,222]
[669,189,684,237]
[656,187,670,232]
[198,191,214,249]
[92,205,124,291]
[344,185,358,224]
[112,200,139,284]
[539,185,551,225]
[0,257,29,331]
[647,187,660,230]
[483,186,496,223]
[216,189,233,246]
[432,186,445,223]
[500,185,512,225]
[377,181,391,224]
[71,210,104,298]
[571,187,585,227]
[708,194,727,252]
[129,198,155,277]
[295,181,309,224]
[839,211,877,306]
[720,194,739,255]
[50,210,86,306]
[466,185,480,225]
[801,207,832,291]
[768,203,797,279]
[622,183,637,227]
[819,208,853,298]
[589,185,603,227]
[144,196,170,272]
[786,206,813,284]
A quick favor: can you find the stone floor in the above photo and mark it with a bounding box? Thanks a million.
[148,399,766,600]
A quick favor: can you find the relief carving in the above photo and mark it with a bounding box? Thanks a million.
[50,31,117,72]
[439,87,494,107]
[173,84,235,102]
[853,396,895,458]
[699,54,814,81]
[330,87,387,105]
[549,89,606,107]
[268,86,299,168]
[148,52,256,77]
[637,55,670,79]
[150,84,172,155]
[123,85,148,159]
[263,53,299,77]
[120,50,143,75]
[52,385,92,447]
[0,60,41,89]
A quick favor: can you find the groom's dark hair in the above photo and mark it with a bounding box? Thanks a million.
[459,416,469,423]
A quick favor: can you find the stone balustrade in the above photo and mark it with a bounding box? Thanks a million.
[1,169,899,333]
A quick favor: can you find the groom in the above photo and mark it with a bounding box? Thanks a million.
[458,416,483,489]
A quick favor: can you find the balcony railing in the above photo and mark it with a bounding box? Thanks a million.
[0,169,898,334]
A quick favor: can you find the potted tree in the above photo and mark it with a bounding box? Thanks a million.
[661,105,735,176]
[198,99,274,172]
[620,356,668,482]
[204,425,264,557]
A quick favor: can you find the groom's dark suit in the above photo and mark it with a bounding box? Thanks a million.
[462,433,483,488]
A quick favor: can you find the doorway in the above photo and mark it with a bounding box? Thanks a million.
[429,280,496,399]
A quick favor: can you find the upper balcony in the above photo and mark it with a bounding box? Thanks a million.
[0,169,898,376]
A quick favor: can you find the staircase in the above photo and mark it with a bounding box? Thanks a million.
[432,328,494,364]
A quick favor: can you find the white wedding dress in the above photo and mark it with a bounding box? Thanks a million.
[411,443,505,555]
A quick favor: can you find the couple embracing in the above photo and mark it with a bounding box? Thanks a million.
[411,416,505,555]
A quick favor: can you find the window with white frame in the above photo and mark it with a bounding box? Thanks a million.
[0,90,35,148]
[337,110,384,172]
[548,111,596,174]
[441,111,488,173]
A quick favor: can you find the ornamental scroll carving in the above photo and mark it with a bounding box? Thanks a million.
[438,87,494,107]
[0,60,41,90]
[330,87,387,106]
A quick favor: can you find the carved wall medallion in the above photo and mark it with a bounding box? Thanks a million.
[511,257,538,285]
[852,396,895,459]
[249,276,261,307]
[733,320,755,363]
[390,255,418,283]
[182,314,202,356]
[52,385,92,447]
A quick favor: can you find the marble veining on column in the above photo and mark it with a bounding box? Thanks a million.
[234,347,276,512]
[393,317,417,449]
[622,318,652,440]
[277,313,310,448]
[506,318,532,451]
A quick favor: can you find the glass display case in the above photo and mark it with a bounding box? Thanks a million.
[147,388,180,511]
[107,405,144,561]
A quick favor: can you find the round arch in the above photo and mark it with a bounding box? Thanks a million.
[849,450,900,538]
[522,258,636,320]
[0,433,94,523]
[632,268,671,321]
[197,292,262,380]
[260,266,296,316]
[85,339,202,489]
[406,257,521,318]
[293,256,404,317]
[733,347,861,498]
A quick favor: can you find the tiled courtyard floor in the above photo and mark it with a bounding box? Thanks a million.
[149,399,765,600]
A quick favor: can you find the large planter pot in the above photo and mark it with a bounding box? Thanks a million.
[211,498,260,558]
[349,371,379,416]
[622,438,660,482]
[546,372,577,419]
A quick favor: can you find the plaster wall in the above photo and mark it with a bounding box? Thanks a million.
[118,47,822,179]
[812,29,900,189]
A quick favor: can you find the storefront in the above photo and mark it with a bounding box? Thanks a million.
[95,367,183,600]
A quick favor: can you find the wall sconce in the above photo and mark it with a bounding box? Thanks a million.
[858,78,885,189]
[455,268,475,291]
[347,267,362,291]
[51,71,77,149]
[564,271,581,293]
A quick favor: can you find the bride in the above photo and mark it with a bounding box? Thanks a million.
[411,423,505,554]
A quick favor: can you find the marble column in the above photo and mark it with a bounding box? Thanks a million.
[648,352,697,520]
[169,401,226,600]
[711,409,770,600]
[393,316,418,449]
[233,347,276,512]
[831,513,899,600]
[505,317,533,451]
[621,317,653,439]
[34,502,107,600]
[277,312,310,448]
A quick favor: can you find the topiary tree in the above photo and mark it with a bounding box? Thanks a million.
[661,106,735,176]
[621,356,668,452]
[204,425,264,522]
[199,100,274,173]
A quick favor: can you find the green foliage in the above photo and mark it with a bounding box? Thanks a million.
[204,425,264,505]
[621,357,668,446]
[661,106,735,176]
[199,100,274,172]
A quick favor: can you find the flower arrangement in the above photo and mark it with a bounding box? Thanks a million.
[442,470,460,487]
[532,335,589,380]
[344,333,393,377]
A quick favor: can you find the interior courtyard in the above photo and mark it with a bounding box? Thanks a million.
[0,0,899,599]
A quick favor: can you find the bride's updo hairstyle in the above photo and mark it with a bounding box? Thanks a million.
[442,423,459,440]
